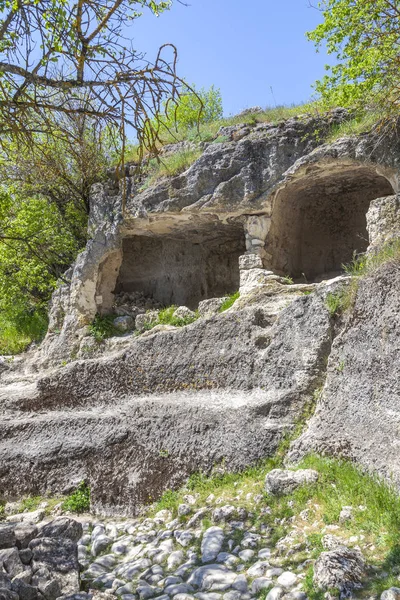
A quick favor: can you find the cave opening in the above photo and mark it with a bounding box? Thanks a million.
[114,222,246,309]
[267,166,395,281]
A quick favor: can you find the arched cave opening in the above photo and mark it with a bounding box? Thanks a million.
[267,166,394,281]
[113,222,246,310]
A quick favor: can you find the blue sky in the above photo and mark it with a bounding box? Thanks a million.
[130,0,331,116]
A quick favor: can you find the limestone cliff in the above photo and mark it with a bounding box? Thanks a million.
[1,110,400,514]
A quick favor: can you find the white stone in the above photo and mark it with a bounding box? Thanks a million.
[266,587,285,600]
[188,565,237,591]
[173,307,196,320]
[167,550,185,571]
[201,527,225,563]
[277,572,298,589]
[246,561,269,578]
[252,578,274,594]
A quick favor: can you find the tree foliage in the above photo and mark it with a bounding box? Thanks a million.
[0,0,189,156]
[161,85,223,132]
[308,0,400,113]
[0,112,114,353]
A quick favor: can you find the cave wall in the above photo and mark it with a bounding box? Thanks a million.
[115,231,245,309]
[267,167,395,280]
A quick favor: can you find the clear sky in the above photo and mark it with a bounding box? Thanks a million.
[129,0,331,116]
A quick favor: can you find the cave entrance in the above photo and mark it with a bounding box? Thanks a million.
[267,165,394,281]
[114,222,246,309]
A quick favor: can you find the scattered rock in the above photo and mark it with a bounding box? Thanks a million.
[313,547,365,594]
[265,469,319,495]
[135,311,159,332]
[197,298,227,317]
[188,565,237,591]
[201,528,225,564]
[113,316,134,333]
[173,307,196,320]
[381,589,400,600]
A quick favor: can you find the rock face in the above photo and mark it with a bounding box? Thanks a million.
[289,262,400,486]
[0,288,332,515]
[36,108,400,364]
[2,110,400,513]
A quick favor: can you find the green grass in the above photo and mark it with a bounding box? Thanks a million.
[142,305,199,332]
[0,310,48,355]
[142,148,203,188]
[61,481,91,513]
[326,241,400,316]
[219,291,240,312]
[327,109,384,142]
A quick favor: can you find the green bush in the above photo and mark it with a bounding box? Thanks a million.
[159,85,223,134]
[89,314,118,342]
[62,481,90,513]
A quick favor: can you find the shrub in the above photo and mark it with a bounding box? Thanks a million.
[219,292,240,312]
[89,314,118,342]
[62,481,90,513]
[159,85,223,133]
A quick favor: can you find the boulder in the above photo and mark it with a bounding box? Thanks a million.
[0,527,16,550]
[0,548,24,578]
[135,311,159,332]
[113,316,134,333]
[197,298,227,317]
[188,565,237,591]
[265,469,319,495]
[173,307,196,320]
[313,547,365,594]
[37,518,82,543]
[30,538,80,596]
[201,528,224,564]
[381,589,400,600]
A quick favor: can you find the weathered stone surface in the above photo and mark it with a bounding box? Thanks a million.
[367,194,400,250]
[289,263,400,486]
[313,547,365,594]
[188,565,237,591]
[173,307,196,320]
[135,311,159,333]
[30,538,80,595]
[201,528,225,564]
[14,525,37,550]
[197,298,227,317]
[0,527,16,550]
[0,548,24,578]
[0,589,19,600]
[265,469,319,495]
[113,316,134,333]
[381,589,400,600]
[6,510,44,525]
[0,290,332,514]
[37,518,82,543]
[11,579,38,600]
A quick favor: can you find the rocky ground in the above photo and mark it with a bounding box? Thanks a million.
[1,466,400,600]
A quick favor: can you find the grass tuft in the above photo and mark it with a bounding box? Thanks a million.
[142,306,199,332]
[219,291,240,312]
[88,314,118,342]
[142,149,203,188]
